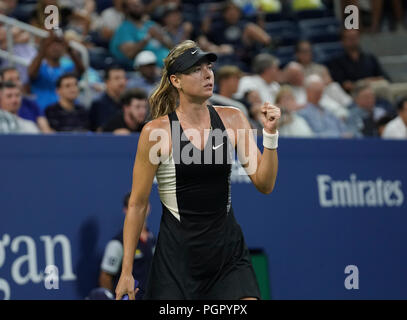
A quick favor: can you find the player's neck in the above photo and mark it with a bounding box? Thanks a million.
[177,97,208,125]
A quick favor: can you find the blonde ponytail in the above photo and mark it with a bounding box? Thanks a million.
[149,40,197,119]
[149,68,178,120]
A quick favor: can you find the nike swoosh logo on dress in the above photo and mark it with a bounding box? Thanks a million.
[212,143,224,150]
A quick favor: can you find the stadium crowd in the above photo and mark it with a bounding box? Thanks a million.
[0,0,406,139]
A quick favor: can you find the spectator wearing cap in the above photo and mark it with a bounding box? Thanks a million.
[45,73,89,132]
[209,65,248,117]
[110,0,173,69]
[28,33,85,111]
[298,75,350,138]
[235,53,281,104]
[382,97,407,139]
[89,65,127,131]
[346,81,389,137]
[0,66,53,133]
[0,81,40,134]
[102,88,148,135]
[127,51,161,96]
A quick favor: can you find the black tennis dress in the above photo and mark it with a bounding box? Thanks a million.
[143,105,261,300]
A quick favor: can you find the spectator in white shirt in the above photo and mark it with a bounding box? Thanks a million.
[376,115,394,137]
[314,65,352,120]
[382,97,407,139]
[298,75,350,138]
[284,62,352,120]
[235,53,281,104]
[0,82,40,134]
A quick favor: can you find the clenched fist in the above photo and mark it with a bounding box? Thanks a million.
[260,102,281,134]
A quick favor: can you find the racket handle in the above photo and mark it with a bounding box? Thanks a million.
[121,280,139,300]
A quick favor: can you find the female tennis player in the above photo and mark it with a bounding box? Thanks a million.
[115,40,280,300]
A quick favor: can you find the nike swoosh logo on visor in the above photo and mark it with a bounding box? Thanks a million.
[191,50,197,55]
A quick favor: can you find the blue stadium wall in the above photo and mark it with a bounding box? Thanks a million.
[0,134,406,300]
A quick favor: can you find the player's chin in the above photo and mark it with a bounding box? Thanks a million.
[201,89,213,99]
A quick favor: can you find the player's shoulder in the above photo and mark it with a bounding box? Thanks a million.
[213,105,247,128]
[214,105,245,117]
[140,115,170,138]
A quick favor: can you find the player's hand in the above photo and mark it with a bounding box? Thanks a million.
[260,102,281,134]
[115,273,138,300]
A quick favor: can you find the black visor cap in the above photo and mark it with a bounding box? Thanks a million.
[168,47,217,77]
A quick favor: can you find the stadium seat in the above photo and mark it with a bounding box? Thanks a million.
[88,47,121,71]
[313,41,344,63]
[294,8,332,20]
[215,54,250,73]
[14,0,36,3]
[244,14,259,24]
[299,17,341,43]
[182,4,201,31]
[264,12,286,23]
[198,1,224,16]
[272,45,296,67]
[205,10,224,26]
[96,0,113,13]
[265,20,300,46]
[197,0,224,2]
[182,3,197,14]
[8,1,36,23]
